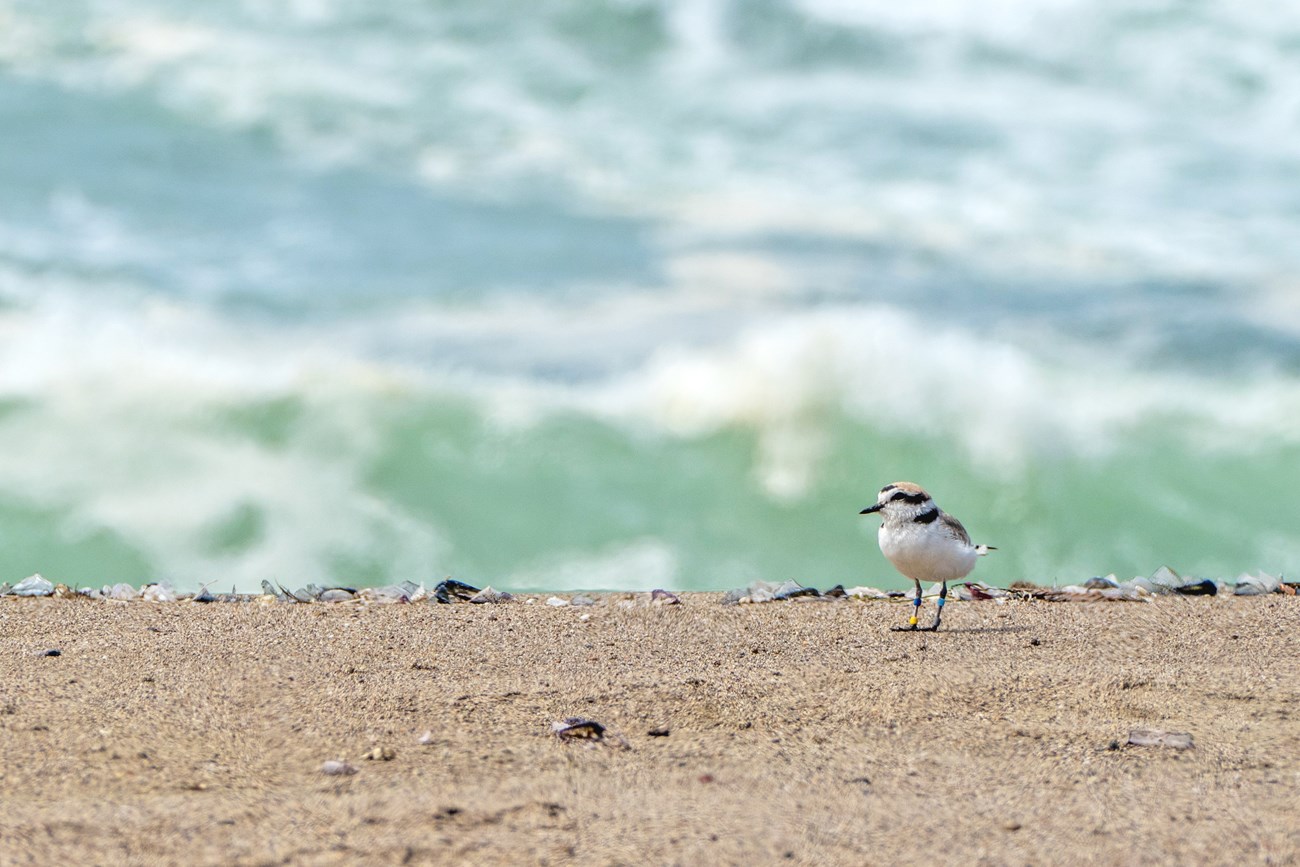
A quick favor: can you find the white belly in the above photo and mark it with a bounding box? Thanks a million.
[879,525,977,583]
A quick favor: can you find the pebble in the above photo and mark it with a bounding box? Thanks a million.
[364,746,397,761]
[417,731,436,745]
[1126,729,1194,749]
[469,586,512,604]
[320,760,358,776]
[546,596,569,607]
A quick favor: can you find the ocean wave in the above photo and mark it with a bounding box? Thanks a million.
[2,1,1296,280]
[1,291,1299,590]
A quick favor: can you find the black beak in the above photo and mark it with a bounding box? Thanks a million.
[859,503,882,514]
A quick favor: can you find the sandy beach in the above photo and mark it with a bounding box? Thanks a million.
[1,594,1297,865]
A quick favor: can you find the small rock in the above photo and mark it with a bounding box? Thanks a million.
[1126,729,1193,749]
[364,746,396,761]
[648,726,670,737]
[417,730,436,745]
[570,595,596,606]
[321,760,358,776]
[318,588,357,603]
[1002,821,1022,832]
[650,589,680,606]
[546,596,569,607]
[468,586,512,604]
[43,649,61,657]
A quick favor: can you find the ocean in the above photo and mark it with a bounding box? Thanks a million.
[1,0,1299,592]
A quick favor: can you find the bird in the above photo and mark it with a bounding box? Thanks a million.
[859,482,994,632]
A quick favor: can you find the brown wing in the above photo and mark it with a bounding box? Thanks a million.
[939,512,972,546]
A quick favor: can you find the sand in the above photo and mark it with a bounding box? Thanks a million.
[1,594,1297,866]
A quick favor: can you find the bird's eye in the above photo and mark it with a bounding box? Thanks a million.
[890,491,908,502]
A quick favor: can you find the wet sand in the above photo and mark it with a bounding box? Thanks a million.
[1,595,1297,865]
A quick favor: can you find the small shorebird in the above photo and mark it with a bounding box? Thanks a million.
[860,482,994,632]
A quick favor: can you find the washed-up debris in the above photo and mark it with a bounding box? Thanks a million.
[469,586,512,604]
[570,595,596,607]
[953,582,1009,602]
[1175,579,1217,596]
[364,746,397,761]
[193,584,217,603]
[433,579,480,604]
[257,580,288,602]
[141,583,178,603]
[318,588,357,603]
[552,717,605,740]
[723,580,821,604]
[551,717,630,750]
[357,585,413,604]
[546,596,569,607]
[843,585,890,599]
[320,760,358,776]
[104,583,140,601]
[1126,729,1193,750]
[823,584,847,598]
[1234,572,1282,596]
[650,589,680,606]
[10,575,54,597]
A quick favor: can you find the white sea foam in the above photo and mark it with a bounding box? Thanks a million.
[506,539,679,592]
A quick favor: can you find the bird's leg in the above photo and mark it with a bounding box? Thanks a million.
[891,580,922,632]
[920,581,947,631]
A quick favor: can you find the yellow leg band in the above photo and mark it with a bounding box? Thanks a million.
[908,615,918,626]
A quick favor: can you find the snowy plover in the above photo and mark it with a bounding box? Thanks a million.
[860,482,994,632]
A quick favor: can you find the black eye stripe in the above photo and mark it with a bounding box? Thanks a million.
[889,491,928,504]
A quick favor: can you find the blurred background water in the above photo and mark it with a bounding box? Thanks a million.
[1,0,1299,592]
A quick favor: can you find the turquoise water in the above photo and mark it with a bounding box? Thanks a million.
[1,1,1299,591]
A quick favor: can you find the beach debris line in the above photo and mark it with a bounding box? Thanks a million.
[0,568,1292,605]
[1126,729,1194,750]
[551,717,631,750]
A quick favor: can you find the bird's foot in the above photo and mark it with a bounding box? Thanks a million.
[890,621,919,632]
[918,621,941,632]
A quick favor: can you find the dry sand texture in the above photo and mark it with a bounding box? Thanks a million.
[1,595,1298,865]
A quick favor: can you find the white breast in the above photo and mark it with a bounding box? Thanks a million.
[879,523,977,583]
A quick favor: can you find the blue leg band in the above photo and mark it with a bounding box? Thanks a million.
[912,596,922,607]
[937,597,946,608]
